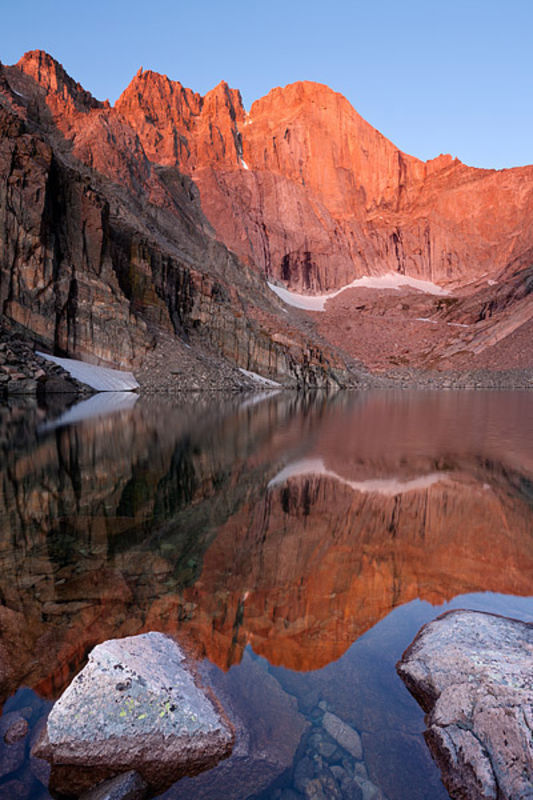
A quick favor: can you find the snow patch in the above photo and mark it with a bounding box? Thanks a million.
[39,392,138,432]
[37,352,139,391]
[240,158,250,170]
[268,457,448,496]
[268,273,448,312]
[415,318,470,328]
[267,283,331,311]
[239,368,282,387]
[487,279,497,286]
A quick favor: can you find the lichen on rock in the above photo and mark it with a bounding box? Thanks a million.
[33,632,234,795]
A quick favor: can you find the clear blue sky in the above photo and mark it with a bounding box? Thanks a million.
[1,0,532,169]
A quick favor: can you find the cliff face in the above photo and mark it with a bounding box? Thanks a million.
[0,52,351,387]
[1,50,532,377]
[115,73,533,292]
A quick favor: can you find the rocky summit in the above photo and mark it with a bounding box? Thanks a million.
[0,50,532,385]
[397,610,533,800]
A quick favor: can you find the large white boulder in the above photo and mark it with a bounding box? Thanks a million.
[33,633,233,794]
[397,610,533,800]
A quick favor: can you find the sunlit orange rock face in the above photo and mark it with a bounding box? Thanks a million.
[11,51,533,296]
[139,392,533,670]
[5,50,533,375]
[114,73,533,291]
[176,470,533,672]
[1,52,350,386]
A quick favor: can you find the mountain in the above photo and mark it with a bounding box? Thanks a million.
[0,51,351,389]
[0,50,532,381]
[115,69,533,293]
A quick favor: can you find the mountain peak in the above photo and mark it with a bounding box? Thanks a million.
[16,49,102,111]
[115,70,244,170]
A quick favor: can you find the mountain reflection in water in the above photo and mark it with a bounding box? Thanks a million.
[0,390,532,800]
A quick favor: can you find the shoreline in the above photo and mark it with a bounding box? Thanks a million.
[1,327,532,398]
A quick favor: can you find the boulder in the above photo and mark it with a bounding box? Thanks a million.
[33,632,233,794]
[397,609,533,800]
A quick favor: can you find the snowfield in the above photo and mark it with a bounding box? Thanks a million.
[37,352,139,391]
[268,273,449,311]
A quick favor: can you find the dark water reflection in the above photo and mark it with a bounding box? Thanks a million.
[0,390,532,799]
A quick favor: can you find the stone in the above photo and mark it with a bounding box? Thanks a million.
[321,712,362,760]
[340,779,365,800]
[330,765,347,782]
[3,715,29,744]
[315,737,337,760]
[33,632,234,794]
[80,770,148,800]
[29,717,51,787]
[294,756,315,793]
[397,609,533,800]
[279,791,301,800]
[303,773,342,800]
[351,776,383,800]
[0,712,28,779]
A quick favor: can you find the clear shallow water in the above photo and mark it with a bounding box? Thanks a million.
[0,390,532,799]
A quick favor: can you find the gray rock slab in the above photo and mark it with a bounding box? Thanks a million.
[322,711,362,760]
[33,632,233,793]
[397,609,533,800]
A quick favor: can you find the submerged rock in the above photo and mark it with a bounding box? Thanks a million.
[0,711,28,779]
[397,609,533,800]
[33,632,233,795]
[321,711,362,760]
[80,770,148,800]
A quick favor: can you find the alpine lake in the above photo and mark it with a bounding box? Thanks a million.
[0,389,532,799]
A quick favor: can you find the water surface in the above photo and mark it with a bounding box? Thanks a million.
[0,390,532,799]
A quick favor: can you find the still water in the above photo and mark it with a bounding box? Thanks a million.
[0,390,532,799]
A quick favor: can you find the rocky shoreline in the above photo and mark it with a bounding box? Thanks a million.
[2,327,533,398]
[0,324,92,397]
[20,611,532,800]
